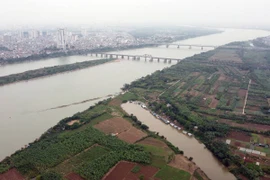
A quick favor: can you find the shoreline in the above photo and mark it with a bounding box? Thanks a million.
[0,32,221,66]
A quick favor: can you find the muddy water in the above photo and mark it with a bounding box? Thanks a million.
[121,102,236,180]
[0,28,269,161]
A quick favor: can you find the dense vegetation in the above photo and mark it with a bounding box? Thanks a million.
[122,37,270,179]
[0,125,150,179]
[0,58,114,86]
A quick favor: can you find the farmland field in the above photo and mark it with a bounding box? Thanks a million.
[0,168,25,180]
[155,165,191,180]
[102,161,159,180]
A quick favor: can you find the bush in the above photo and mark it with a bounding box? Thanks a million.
[131,165,141,173]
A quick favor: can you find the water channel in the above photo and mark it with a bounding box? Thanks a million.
[0,29,269,177]
[122,102,235,180]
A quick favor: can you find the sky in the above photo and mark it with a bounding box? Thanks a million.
[1,0,270,28]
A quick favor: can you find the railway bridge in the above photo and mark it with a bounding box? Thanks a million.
[88,53,182,63]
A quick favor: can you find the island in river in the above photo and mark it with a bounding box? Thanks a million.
[0,58,115,86]
[1,34,270,180]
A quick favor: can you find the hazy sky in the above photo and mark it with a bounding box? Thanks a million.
[1,0,270,28]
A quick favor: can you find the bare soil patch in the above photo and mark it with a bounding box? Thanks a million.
[102,161,135,180]
[228,131,251,142]
[238,89,247,98]
[102,161,159,180]
[192,72,200,76]
[117,127,147,144]
[0,168,25,180]
[67,120,80,126]
[209,50,242,63]
[168,155,197,174]
[65,173,85,180]
[218,73,227,81]
[209,98,219,108]
[94,117,132,134]
[94,117,146,143]
[108,98,122,106]
[261,176,270,180]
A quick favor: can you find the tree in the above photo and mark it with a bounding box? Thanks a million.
[141,124,149,130]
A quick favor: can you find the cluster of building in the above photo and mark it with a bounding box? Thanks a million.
[0,28,182,61]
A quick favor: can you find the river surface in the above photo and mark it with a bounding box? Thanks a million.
[0,28,269,166]
[122,102,235,180]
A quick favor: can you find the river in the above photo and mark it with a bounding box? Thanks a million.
[0,28,269,166]
[121,102,235,180]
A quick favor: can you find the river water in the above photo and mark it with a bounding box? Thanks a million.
[121,102,234,180]
[0,29,269,170]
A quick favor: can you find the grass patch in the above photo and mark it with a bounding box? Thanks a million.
[119,92,138,102]
[150,155,167,169]
[88,113,113,126]
[251,134,260,143]
[131,165,141,173]
[155,165,191,180]
[141,144,166,157]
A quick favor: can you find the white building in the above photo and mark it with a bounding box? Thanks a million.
[57,29,67,50]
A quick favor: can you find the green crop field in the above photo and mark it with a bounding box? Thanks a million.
[155,165,191,180]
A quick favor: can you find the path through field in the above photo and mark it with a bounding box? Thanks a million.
[243,79,251,114]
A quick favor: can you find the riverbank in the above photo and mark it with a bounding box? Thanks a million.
[0,58,115,86]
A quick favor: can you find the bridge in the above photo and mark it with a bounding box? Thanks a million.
[154,43,270,51]
[88,53,181,63]
[155,43,217,50]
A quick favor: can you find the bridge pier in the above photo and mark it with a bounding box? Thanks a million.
[177,45,180,49]
[95,53,98,57]
[136,56,140,60]
[201,46,203,50]
[157,58,160,62]
[166,45,169,48]
[149,58,153,62]
[110,55,113,59]
[121,55,124,59]
[164,59,167,63]
[189,46,192,49]
[168,59,172,63]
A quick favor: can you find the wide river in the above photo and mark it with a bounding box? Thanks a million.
[0,29,269,176]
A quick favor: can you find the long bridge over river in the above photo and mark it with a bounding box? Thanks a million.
[88,53,181,63]
[154,43,270,51]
